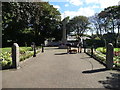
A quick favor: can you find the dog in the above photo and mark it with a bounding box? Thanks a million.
[68,49,77,54]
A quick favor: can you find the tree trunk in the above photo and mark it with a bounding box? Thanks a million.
[112,20,115,33]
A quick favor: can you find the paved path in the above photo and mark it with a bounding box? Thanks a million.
[2,47,120,88]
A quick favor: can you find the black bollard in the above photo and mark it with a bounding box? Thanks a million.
[84,47,86,53]
[91,45,94,57]
[33,45,36,57]
[31,42,36,57]
[41,44,44,53]
[83,40,86,53]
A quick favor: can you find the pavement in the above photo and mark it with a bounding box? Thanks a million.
[2,47,120,88]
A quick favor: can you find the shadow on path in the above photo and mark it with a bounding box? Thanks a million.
[44,47,59,50]
[82,68,108,74]
[54,53,68,55]
[80,57,92,59]
[54,53,78,55]
[99,73,120,89]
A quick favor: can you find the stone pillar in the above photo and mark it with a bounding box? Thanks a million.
[62,21,67,44]
[12,43,20,69]
[59,19,68,49]
[106,43,114,69]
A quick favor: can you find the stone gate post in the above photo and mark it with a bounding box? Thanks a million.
[106,43,114,69]
[12,43,20,69]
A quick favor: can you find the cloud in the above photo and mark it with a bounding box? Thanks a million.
[65,4,69,7]
[67,0,83,6]
[61,7,95,20]
[99,0,119,9]
[85,0,99,4]
[85,0,119,8]
[53,5,61,10]
[91,5,100,9]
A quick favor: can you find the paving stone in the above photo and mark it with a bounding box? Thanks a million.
[2,47,120,88]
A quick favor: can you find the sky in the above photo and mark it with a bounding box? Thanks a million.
[48,0,120,20]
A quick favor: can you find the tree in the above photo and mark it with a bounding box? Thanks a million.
[90,5,120,47]
[2,2,61,47]
[67,16,90,37]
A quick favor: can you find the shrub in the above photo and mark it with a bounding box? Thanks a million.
[1,61,8,66]
[1,46,41,67]
[96,47,106,54]
[20,48,26,54]
[85,39,105,48]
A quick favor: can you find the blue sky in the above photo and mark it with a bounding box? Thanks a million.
[48,0,119,20]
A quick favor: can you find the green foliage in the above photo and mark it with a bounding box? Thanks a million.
[20,51,34,61]
[1,61,8,66]
[96,47,120,53]
[2,47,11,53]
[2,2,61,47]
[0,52,12,66]
[85,39,105,48]
[96,47,106,53]
[114,48,120,52]
[94,51,106,62]
[67,16,90,36]
[0,47,41,67]
[90,5,120,48]
[95,47,120,67]
[88,49,120,67]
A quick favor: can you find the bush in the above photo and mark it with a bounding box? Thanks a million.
[1,61,8,66]
[96,47,106,54]
[20,48,26,54]
[1,46,41,67]
[85,39,105,48]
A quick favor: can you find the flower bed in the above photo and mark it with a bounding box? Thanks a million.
[96,47,120,68]
[0,47,41,69]
[86,47,120,68]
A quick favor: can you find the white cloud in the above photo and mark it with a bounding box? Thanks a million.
[65,4,69,7]
[53,5,61,10]
[78,7,95,16]
[85,0,99,4]
[67,0,83,6]
[85,0,119,9]
[61,7,95,20]
[99,0,119,9]
[91,5,100,9]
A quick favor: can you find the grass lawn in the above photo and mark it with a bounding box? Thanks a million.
[2,47,11,53]
[1,47,32,53]
[96,47,120,52]
[114,48,120,52]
